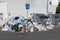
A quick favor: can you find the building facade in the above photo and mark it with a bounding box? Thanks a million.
[0,0,7,19]
[0,0,59,19]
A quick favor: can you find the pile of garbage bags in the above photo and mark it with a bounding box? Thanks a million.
[1,16,55,32]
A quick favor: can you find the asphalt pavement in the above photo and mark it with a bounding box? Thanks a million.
[0,27,60,40]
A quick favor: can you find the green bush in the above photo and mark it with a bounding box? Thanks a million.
[56,2,60,13]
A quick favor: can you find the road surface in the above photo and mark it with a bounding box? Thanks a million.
[0,27,60,40]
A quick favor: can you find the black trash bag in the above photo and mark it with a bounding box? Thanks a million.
[12,24,19,31]
[14,17,19,20]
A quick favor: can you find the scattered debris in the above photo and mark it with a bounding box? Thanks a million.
[1,16,55,32]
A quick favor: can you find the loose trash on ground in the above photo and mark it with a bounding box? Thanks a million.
[1,16,55,33]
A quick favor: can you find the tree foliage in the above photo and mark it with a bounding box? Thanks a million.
[56,2,60,13]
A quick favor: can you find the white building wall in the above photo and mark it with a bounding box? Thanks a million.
[0,0,7,19]
[0,0,58,19]
[27,0,47,14]
[7,0,48,18]
[7,0,27,18]
[48,0,59,14]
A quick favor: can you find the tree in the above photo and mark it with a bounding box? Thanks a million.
[56,2,60,13]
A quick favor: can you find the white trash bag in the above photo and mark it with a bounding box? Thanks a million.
[30,27,34,32]
[1,23,9,31]
[1,26,9,31]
